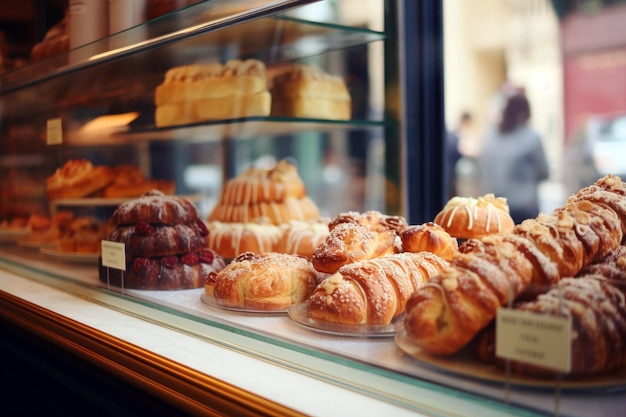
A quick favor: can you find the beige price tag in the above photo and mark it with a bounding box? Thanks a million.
[496,308,571,373]
[46,118,63,145]
[101,240,126,271]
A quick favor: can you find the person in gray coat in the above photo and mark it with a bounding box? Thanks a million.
[479,93,549,224]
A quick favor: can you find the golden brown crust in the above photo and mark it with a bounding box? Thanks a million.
[400,222,458,261]
[154,59,270,127]
[434,194,515,239]
[208,195,320,224]
[210,252,319,310]
[308,252,448,326]
[218,161,306,205]
[206,221,283,259]
[403,175,626,356]
[208,161,319,225]
[311,222,398,274]
[46,160,115,199]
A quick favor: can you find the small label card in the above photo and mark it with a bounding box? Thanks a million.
[46,118,63,145]
[496,308,572,373]
[101,240,126,271]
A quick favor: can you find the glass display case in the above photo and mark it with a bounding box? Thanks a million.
[0,1,624,416]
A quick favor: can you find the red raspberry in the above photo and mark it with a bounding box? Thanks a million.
[198,250,214,264]
[132,257,150,272]
[181,252,199,266]
[196,219,209,237]
[160,256,178,268]
[135,222,154,237]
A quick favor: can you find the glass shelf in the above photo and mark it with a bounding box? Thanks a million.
[109,117,387,144]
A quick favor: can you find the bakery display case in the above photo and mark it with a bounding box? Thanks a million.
[1,1,625,416]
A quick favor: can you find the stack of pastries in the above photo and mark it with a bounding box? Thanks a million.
[403,175,626,375]
[207,160,323,259]
[99,190,225,290]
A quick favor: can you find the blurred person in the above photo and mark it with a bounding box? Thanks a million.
[478,93,549,224]
[446,111,472,198]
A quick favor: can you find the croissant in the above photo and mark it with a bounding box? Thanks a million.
[400,222,458,261]
[311,222,398,274]
[308,252,448,326]
[474,245,626,375]
[209,251,319,310]
[404,175,626,356]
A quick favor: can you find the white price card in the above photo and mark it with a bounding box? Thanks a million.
[46,118,63,145]
[496,308,571,373]
[101,240,126,271]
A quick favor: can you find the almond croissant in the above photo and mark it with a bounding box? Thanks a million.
[308,252,448,326]
[404,175,625,356]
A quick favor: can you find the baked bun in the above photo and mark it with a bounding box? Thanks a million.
[328,210,408,234]
[400,222,458,261]
[434,194,515,239]
[112,190,199,225]
[270,64,351,120]
[99,250,226,290]
[46,159,115,199]
[208,251,319,310]
[275,218,330,258]
[311,222,398,274]
[206,221,283,259]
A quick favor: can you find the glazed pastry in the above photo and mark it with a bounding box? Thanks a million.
[208,160,320,225]
[311,222,398,274]
[208,252,319,310]
[477,276,626,376]
[275,218,330,259]
[308,252,448,326]
[404,175,625,356]
[206,221,283,259]
[434,194,515,239]
[400,222,458,261]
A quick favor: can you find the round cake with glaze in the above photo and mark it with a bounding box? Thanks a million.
[207,221,283,259]
[275,218,330,259]
[434,194,515,239]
